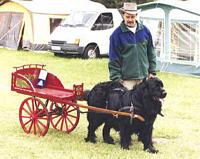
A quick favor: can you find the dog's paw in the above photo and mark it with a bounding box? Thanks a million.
[121,144,129,150]
[104,136,115,144]
[84,137,96,143]
[144,145,159,153]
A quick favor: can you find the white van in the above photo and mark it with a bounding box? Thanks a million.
[49,9,122,59]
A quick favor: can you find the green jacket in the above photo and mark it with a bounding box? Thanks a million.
[108,21,156,81]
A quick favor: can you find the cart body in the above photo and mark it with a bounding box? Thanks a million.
[11,64,83,136]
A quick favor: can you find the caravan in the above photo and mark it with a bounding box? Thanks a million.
[49,9,122,59]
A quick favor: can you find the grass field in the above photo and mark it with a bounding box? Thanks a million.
[0,48,200,159]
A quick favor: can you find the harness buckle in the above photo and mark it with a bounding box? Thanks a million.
[130,102,134,124]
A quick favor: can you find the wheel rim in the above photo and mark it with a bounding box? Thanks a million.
[87,49,96,59]
[49,102,80,133]
[19,97,49,136]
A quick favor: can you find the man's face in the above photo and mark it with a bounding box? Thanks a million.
[123,12,137,28]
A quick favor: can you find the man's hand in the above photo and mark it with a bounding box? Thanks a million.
[148,73,156,79]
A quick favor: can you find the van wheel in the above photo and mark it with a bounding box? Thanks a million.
[83,45,99,59]
[54,53,59,56]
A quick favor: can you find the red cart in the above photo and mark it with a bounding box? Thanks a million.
[11,64,144,136]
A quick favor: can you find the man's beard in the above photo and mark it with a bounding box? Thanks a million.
[126,22,135,28]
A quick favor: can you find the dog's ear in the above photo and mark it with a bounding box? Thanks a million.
[143,78,149,89]
[142,81,150,99]
[143,78,156,98]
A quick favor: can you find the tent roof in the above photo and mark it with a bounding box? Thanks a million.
[139,7,200,21]
[11,0,106,14]
[138,0,200,16]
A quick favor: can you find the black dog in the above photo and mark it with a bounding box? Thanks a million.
[84,77,167,153]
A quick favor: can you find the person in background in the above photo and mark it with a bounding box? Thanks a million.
[108,2,156,90]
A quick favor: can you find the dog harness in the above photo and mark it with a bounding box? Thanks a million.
[112,88,145,123]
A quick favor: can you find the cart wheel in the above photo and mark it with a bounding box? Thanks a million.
[49,102,80,133]
[19,97,49,136]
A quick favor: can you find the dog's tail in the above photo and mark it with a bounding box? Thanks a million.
[78,90,90,101]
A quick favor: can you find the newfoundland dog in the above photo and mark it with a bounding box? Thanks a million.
[84,77,167,153]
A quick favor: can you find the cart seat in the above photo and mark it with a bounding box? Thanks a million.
[35,88,74,100]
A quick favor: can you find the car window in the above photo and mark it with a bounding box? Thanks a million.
[92,13,113,31]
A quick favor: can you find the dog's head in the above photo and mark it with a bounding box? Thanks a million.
[142,77,167,116]
[146,77,167,99]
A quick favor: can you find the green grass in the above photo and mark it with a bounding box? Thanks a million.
[0,48,200,159]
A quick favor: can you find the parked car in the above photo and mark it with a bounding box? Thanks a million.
[49,9,122,59]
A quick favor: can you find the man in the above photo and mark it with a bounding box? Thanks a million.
[108,2,156,90]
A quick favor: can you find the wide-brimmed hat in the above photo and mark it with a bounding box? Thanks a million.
[120,2,141,15]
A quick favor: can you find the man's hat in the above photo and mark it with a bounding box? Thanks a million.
[120,2,141,14]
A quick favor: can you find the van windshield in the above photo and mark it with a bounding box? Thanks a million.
[61,11,97,27]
